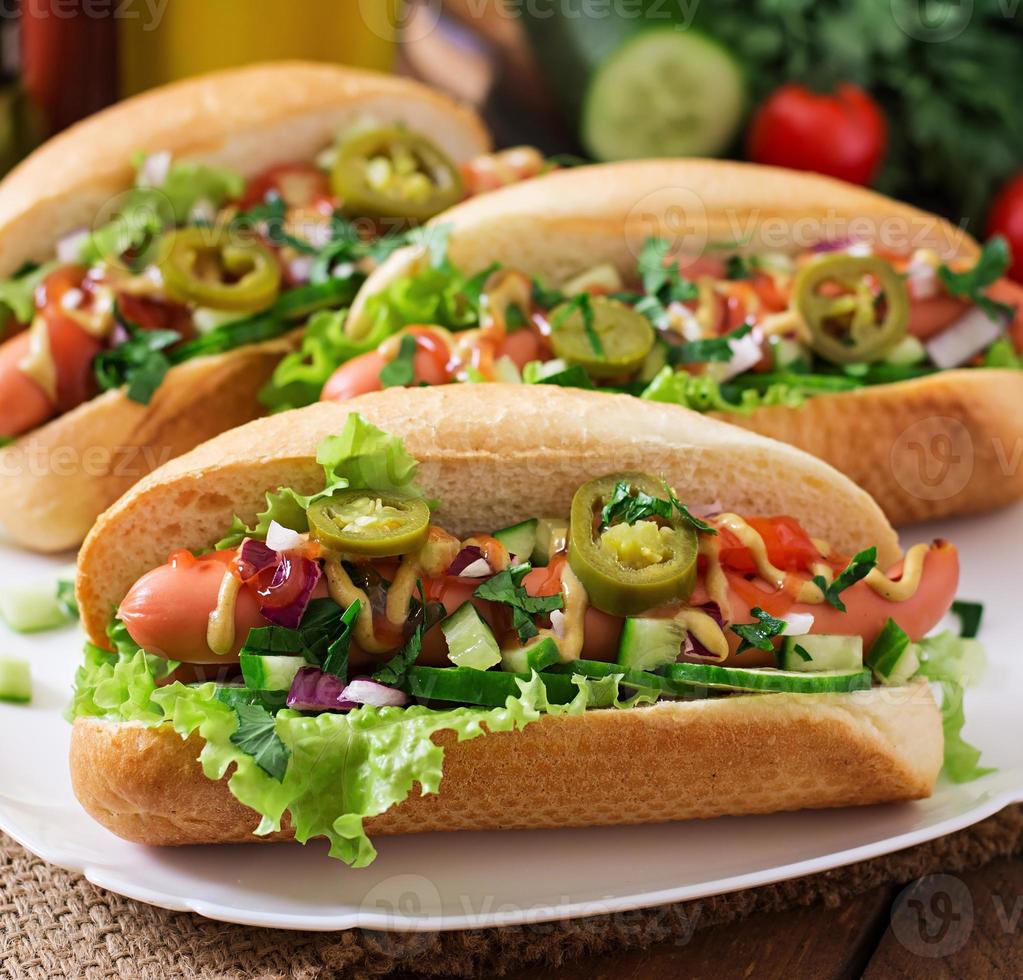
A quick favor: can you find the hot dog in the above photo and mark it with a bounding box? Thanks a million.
[306,159,1023,527]
[70,386,970,866]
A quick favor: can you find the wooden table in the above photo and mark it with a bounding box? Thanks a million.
[491,855,1022,978]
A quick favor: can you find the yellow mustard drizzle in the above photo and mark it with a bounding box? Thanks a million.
[864,543,930,601]
[676,607,730,661]
[323,556,394,654]
[385,556,420,625]
[695,276,718,335]
[479,269,531,338]
[550,561,587,663]
[18,316,57,402]
[206,569,242,656]
[698,532,732,622]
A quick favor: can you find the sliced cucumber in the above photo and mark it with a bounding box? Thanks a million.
[779,635,863,673]
[406,666,578,707]
[549,657,706,699]
[664,662,872,694]
[617,616,686,671]
[0,657,30,703]
[441,602,501,671]
[531,518,569,566]
[239,654,306,692]
[522,359,594,390]
[215,685,289,712]
[500,636,560,674]
[0,581,76,633]
[493,519,539,562]
[866,618,920,687]
[582,28,746,161]
[769,337,807,372]
[884,335,927,366]
[638,341,669,383]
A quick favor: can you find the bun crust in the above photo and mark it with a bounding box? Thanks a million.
[76,384,901,647]
[344,159,1017,524]
[0,62,490,551]
[70,683,942,848]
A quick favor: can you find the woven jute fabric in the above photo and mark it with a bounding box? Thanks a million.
[2,806,1022,979]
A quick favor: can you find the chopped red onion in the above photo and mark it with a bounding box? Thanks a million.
[140,150,172,188]
[925,306,1004,369]
[712,327,764,382]
[287,666,356,712]
[258,554,320,629]
[690,501,723,519]
[683,602,726,662]
[236,538,278,580]
[550,609,566,639]
[780,612,814,636]
[189,198,217,225]
[340,678,409,708]
[287,255,315,285]
[810,237,861,254]
[56,228,89,264]
[458,558,492,578]
[266,520,304,552]
[906,255,938,300]
[447,546,487,576]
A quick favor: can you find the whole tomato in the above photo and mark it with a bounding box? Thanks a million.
[746,83,887,186]
[986,174,1023,283]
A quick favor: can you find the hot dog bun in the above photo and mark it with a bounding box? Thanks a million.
[75,383,901,648]
[71,682,942,848]
[0,62,490,552]
[345,159,1023,526]
[70,383,939,849]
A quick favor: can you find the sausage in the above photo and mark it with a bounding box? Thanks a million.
[322,326,452,403]
[0,331,56,437]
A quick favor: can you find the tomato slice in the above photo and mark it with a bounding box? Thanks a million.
[240,163,333,211]
[717,516,822,574]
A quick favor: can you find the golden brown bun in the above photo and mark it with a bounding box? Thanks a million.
[76,384,900,648]
[344,159,1019,525]
[0,62,490,552]
[70,683,942,847]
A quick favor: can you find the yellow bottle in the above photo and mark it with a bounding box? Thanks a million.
[119,0,401,95]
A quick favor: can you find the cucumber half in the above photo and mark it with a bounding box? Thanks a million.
[664,662,872,695]
[582,28,746,161]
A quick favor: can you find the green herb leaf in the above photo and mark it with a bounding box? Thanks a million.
[951,599,984,639]
[732,607,787,653]
[792,644,813,663]
[634,238,699,329]
[599,479,717,535]
[939,237,1015,323]
[474,564,563,643]
[378,333,418,388]
[229,701,291,781]
[240,597,354,669]
[372,584,425,686]
[551,292,604,358]
[531,278,566,310]
[725,254,752,280]
[93,305,180,405]
[321,600,362,679]
[668,323,752,365]
[811,547,878,612]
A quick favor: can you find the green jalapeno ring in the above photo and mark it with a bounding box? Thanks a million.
[157,227,282,313]
[331,126,463,223]
[794,254,909,365]
[549,296,655,378]
[568,472,699,617]
[307,489,431,557]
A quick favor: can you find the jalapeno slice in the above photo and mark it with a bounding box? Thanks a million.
[307,489,430,557]
[568,473,698,617]
[157,227,282,313]
[549,296,655,378]
[794,254,909,365]
[331,126,463,222]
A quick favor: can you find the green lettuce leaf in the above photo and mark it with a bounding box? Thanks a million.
[215,413,425,548]
[70,644,637,866]
[0,261,57,327]
[640,367,805,414]
[913,631,992,783]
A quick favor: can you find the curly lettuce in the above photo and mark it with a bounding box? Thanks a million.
[640,367,806,414]
[215,413,426,549]
[70,644,638,866]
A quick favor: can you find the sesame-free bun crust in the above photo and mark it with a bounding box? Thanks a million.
[70,682,942,848]
[76,383,900,648]
[346,159,1022,525]
[0,62,490,552]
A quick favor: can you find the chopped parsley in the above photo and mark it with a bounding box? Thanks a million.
[550,292,604,358]
[378,333,418,388]
[951,599,984,639]
[320,600,362,679]
[812,547,878,612]
[732,607,787,653]
[668,323,752,366]
[633,237,699,329]
[93,305,180,405]
[724,254,752,280]
[599,479,717,535]
[791,644,813,663]
[229,701,290,781]
[939,236,1014,323]
[372,584,425,687]
[474,564,563,643]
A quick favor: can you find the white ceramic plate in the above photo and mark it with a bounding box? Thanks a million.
[1,507,1021,932]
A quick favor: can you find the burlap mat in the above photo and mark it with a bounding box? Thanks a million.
[2,806,1021,978]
